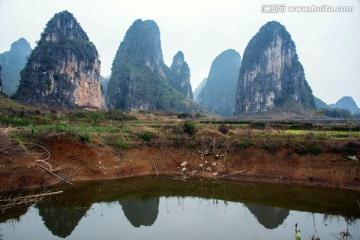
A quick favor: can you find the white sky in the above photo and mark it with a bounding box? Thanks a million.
[0,0,359,105]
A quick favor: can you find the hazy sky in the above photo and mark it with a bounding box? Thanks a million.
[0,0,359,105]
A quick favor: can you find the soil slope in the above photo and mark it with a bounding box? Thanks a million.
[0,130,359,191]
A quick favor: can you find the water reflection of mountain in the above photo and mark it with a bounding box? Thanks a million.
[119,198,159,227]
[36,203,88,238]
[245,204,289,229]
[0,205,29,223]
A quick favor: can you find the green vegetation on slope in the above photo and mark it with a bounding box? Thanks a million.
[1,106,358,159]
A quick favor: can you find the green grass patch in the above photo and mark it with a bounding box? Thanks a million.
[2,116,29,126]
[17,125,120,133]
[285,130,360,139]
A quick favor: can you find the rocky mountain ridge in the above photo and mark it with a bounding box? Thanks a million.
[13,11,103,109]
[107,19,203,113]
[169,51,192,99]
[4,16,345,117]
[235,21,315,115]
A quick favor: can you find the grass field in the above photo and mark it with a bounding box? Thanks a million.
[1,94,359,156]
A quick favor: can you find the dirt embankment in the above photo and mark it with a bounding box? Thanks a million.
[0,132,359,191]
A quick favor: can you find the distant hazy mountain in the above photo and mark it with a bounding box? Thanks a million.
[235,21,315,115]
[193,78,207,102]
[100,75,110,105]
[13,11,103,109]
[0,65,2,93]
[0,38,32,96]
[314,96,329,110]
[330,96,359,114]
[198,49,241,117]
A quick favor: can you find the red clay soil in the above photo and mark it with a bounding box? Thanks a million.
[0,132,359,191]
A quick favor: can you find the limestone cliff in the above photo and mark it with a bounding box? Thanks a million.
[198,49,241,117]
[107,19,202,112]
[169,51,192,99]
[0,38,32,96]
[235,21,314,115]
[13,11,103,109]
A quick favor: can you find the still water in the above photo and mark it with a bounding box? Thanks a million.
[1,176,359,240]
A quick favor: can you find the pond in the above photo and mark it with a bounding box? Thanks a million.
[0,176,359,240]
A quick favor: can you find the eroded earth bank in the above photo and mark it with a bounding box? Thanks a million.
[1,127,359,192]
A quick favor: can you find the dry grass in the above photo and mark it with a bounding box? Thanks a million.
[0,95,33,112]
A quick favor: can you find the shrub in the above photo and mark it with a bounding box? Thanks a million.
[114,139,127,150]
[138,110,152,114]
[342,140,360,155]
[250,121,266,130]
[290,122,314,130]
[295,147,308,156]
[87,111,105,126]
[9,133,21,144]
[304,132,316,142]
[236,140,253,149]
[105,110,137,121]
[78,133,90,143]
[295,144,322,156]
[261,143,278,154]
[183,120,197,136]
[2,116,29,126]
[218,123,229,135]
[307,145,322,155]
[138,131,153,141]
[187,141,197,149]
[322,108,351,119]
[67,111,88,121]
[32,115,52,125]
[173,137,184,146]
[171,125,183,134]
[194,113,205,118]
[177,112,193,119]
